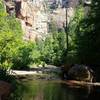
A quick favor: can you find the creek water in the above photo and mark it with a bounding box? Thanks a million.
[11,80,100,100]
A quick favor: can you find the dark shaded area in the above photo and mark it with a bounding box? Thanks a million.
[14,1,21,17]
[87,86,100,100]
[88,65,100,82]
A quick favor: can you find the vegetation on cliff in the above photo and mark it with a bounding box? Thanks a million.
[0,0,34,72]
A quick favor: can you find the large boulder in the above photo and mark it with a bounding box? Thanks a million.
[68,65,94,82]
[61,64,74,79]
[0,81,12,99]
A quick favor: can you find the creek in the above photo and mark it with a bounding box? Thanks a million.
[10,80,100,100]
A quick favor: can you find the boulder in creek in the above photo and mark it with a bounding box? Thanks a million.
[0,81,12,100]
[68,65,94,82]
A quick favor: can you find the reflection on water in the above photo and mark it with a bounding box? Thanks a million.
[10,80,100,100]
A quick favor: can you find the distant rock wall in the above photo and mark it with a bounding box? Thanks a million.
[4,0,81,41]
[49,0,79,32]
[5,0,48,41]
[20,0,48,41]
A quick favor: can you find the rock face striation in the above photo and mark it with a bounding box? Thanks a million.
[4,0,87,41]
[20,0,48,41]
[48,0,79,32]
[4,0,48,41]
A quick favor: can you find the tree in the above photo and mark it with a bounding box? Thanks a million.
[39,31,66,66]
[0,0,33,70]
[76,0,100,65]
[62,5,85,64]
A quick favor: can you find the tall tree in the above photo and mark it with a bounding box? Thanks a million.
[76,0,100,65]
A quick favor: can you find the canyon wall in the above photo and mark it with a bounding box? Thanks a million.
[5,0,48,41]
[4,0,82,41]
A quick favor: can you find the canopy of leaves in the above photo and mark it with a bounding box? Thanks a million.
[75,0,100,65]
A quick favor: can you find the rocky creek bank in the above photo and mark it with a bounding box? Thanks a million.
[9,64,95,82]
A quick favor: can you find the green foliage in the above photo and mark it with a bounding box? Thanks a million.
[0,4,22,69]
[0,1,33,70]
[12,42,34,70]
[49,19,58,33]
[1,0,100,71]
[39,32,66,66]
[60,6,85,64]
[75,0,100,65]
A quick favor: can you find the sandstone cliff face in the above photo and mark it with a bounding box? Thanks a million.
[4,0,80,41]
[5,0,48,41]
[19,0,48,41]
[49,0,79,32]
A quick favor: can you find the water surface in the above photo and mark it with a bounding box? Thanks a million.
[11,80,100,100]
